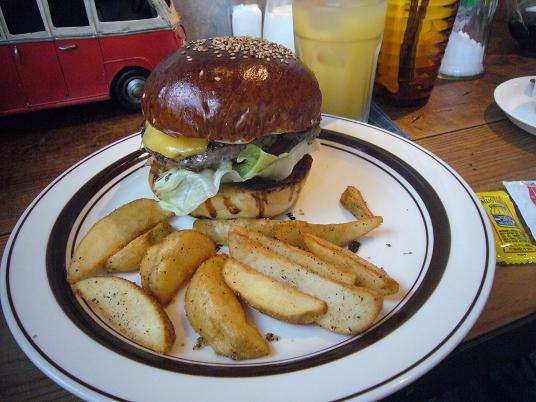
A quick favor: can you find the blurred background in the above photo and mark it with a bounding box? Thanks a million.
[175,0,265,39]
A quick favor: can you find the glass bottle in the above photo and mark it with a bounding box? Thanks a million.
[438,0,498,80]
[507,0,536,56]
[263,0,295,51]
[231,1,262,37]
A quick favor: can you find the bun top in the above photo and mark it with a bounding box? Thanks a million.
[141,36,322,143]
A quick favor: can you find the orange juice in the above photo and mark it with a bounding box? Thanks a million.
[293,0,388,121]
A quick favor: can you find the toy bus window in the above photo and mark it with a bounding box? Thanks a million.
[94,0,158,22]
[47,0,89,27]
[0,0,45,34]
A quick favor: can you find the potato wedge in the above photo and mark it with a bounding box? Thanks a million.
[340,186,374,220]
[229,230,383,335]
[105,222,172,272]
[67,199,174,283]
[140,243,161,291]
[193,217,383,248]
[73,276,175,354]
[223,258,327,324]
[193,218,277,244]
[272,217,383,249]
[230,226,356,285]
[145,230,216,305]
[303,234,400,295]
[185,255,269,360]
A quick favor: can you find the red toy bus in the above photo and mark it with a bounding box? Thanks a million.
[0,0,186,115]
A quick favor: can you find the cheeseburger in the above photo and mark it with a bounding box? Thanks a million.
[141,36,321,218]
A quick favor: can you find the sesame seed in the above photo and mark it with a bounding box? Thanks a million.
[195,36,296,62]
[214,76,221,81]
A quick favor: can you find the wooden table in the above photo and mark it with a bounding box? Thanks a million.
[1,21,535,401]
[380,21,536,342]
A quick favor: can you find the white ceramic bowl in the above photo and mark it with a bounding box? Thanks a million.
[494,76,536,136]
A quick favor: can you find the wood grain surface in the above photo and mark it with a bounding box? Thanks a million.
[1,18,535,402]
[380,23,536,139]
[415,120,536,192]
[467,265,536,339]
[0,102,143,235]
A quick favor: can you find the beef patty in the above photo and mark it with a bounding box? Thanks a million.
[144,125,320,172]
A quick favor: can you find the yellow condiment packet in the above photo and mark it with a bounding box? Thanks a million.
[477,191,536,264]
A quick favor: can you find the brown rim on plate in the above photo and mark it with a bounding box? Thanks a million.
[3,125,491,400]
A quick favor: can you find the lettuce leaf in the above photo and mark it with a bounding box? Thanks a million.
[235,145,280,179]
[154,161,241,216]
[154,139,318,216]
[255,139,318,180]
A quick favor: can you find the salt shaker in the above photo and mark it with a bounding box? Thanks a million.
[263,0,295,51]
[439,0,498,80]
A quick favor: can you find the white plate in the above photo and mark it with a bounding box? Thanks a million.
[1,116,495,402]
[494,76,536,136]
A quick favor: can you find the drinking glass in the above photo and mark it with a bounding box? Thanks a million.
[264,0,295,51]
[374,0,459,106]
[293,0,388,122]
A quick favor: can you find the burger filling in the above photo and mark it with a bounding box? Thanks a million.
[142,123,319,216]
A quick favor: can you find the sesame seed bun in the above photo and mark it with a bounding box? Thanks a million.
[141,36,322,143]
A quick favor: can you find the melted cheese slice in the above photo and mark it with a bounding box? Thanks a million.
[142,122,208,159]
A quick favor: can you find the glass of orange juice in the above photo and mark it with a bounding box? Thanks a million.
[293,0,388,122]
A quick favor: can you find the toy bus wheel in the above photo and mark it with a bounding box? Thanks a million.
[113,69,149,111]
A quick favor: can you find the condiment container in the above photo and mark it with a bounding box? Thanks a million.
[439,0,498,80]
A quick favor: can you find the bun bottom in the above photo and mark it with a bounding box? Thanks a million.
[191,154,313,219]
